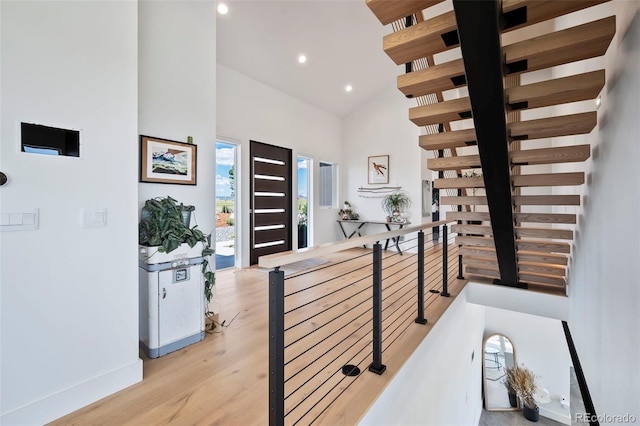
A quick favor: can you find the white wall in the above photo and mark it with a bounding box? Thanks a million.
[342,83,424,249]
[138,1,217,307]
[138,1,217,235]
[360,287,485,426]
[552,2,640,421]
[216,64,343,267]
[0,1,142,424]
[484,307,572,424]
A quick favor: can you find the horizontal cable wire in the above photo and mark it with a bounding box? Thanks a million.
[285,250,371,281]
[285,261,372,297]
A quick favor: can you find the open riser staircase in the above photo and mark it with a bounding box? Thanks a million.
[366,0,615,292]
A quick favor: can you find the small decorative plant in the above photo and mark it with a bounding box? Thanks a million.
[139,196,215,308]
[338,200,359,220]
[381,191,411,218]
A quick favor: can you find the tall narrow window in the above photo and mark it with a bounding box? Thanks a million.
[319,161,336,208]
[297,157,311,248]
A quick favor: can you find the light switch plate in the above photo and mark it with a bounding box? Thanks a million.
[82,208,107,228]
[0,209,39,231]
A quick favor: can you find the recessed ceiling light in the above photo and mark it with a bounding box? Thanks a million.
[595,96,602,109]
[345,84,353,92]
[217,3,228,15]
[298,54,307,64]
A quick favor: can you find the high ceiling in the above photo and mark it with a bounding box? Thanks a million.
[216,0,401,117]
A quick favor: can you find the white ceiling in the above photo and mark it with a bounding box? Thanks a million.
[216,0,402,117]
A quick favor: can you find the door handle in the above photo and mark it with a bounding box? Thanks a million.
[162,287,166,299]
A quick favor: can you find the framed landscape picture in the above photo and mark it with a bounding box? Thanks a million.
[368,155,389,184]
[140,135,197,185]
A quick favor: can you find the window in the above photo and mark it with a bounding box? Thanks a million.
[319,161,336,208]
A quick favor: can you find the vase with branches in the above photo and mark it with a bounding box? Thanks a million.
[506,364,540,421]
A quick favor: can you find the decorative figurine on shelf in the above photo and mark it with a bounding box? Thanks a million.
[338,201,359,220]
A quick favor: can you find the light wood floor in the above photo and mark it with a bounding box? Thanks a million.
[51,245,467,426]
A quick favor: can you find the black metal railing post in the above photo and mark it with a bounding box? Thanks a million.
[458,253,464,279]
[441,225,451,297]
[415,231,427,324]
[269,268,285,426]
[369,243,386,375]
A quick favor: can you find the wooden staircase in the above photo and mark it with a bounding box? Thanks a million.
[366,0,615,292]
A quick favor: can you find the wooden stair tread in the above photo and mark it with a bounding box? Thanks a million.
[366,0,444,25]
[447,211,576,224]
[398,17,615,98]
[510,112,597,141]
[384,11,458,65]
[456,236,570,253]
[442,195,579,206]
[511,145,590,166]
[434,176,484,189]
[453,224,574,240]
[513,172,585,187]
[501,0,610,31]
[504,16,616,74]
[419,128,477,150]
[428,145,590,171]
[409,96,471,127]
[507,70,605,110]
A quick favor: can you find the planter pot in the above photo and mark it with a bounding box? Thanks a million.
[298,224,308,249]
[522,405,539,422]
[140,242,204,265]
[509,392,518,408]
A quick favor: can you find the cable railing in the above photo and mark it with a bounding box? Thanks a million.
[259,220,460,426]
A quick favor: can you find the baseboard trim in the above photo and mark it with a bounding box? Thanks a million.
[1,358,143,425]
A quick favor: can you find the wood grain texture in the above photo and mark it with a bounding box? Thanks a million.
[397,58,466,97]
[513,195,580,206]
[366,0,444,25]
[418,128,477,150]
[513,172,585,187]
[501,0,610,30]
[511,145,590,166]
[509,112,597,140]
[409,96,471,126]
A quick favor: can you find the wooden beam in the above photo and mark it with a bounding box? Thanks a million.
[501,0,610,31]
[517,250,568,266]
[516,239,571,254]
[434,176,484,189]
[428,154,481,171]
[513,195,580,206]
[447,211,576,224]
[397,59,466,99]
[454,224,574,240]
[443,196,487,205]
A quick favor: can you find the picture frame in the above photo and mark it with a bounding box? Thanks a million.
[140,135,197,185]
[368,155,389,184]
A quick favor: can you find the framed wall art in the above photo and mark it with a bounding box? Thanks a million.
[368,154,389,184]
[140,135,197,185]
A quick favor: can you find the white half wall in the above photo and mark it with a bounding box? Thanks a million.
[216,64,343,267]
[0,1,141,423]
[360,287,485,426]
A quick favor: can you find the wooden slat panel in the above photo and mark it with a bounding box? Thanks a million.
[501,0,610,30]
[459,246,496,259]
[511,145,590,166]
[515,213,576,224]
[384,11,457,65]
[428,154,481,171]
[253,228,288,245]
[442,196,487,205]
[419,128,477,150]
[409,97,471,126]
[253,161,285,176]
[517,227,573,240]
[518,262,566,277]
[504,16,616,73]
[397,58,466,98]
[519,272,566,287]
[513,195,580,206]
[456,235,494,247]
[509,112,597,140]
[516,239,571,253]
[506,70,605,110]
[254,212,287,227]
[366,0,444,25]
[517,250,568,265]
[448,211,576,224]
[434,176,484,189]
[513,172,585,187]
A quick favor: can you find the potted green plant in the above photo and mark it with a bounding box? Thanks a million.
[506,364,539,422]
[381,191,411,221]
[139,196,215,309]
